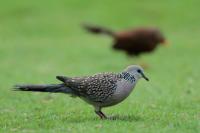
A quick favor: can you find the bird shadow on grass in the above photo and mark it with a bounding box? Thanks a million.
[65,114,143,123]
[107,114,143,122]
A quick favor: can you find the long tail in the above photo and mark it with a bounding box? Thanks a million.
[13,84,72,94]
[83,24,116,37]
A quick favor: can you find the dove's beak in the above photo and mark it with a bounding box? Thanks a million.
[141,72,149,81]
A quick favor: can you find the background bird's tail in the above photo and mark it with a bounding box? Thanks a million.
[83,24,115,37]
[14,84,72,93]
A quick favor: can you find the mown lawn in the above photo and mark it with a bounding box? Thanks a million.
[0,0,199,132]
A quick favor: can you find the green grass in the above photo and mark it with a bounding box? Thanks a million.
[0,0,199,132]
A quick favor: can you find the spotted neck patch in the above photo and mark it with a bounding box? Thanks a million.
[120,72,136,83]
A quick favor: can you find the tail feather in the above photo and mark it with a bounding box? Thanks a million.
[14,84,72,93]
[56,76,68,83]
[83,24,115,37]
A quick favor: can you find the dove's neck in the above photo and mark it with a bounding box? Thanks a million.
[120,71,140,84]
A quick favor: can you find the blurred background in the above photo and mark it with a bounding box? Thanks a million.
[0,0,199,132]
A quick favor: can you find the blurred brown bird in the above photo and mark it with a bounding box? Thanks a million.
[83,24,166,56]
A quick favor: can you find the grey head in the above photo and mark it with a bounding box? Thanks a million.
[123,65,149,81]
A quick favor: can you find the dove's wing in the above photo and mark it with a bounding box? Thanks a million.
[57,73,121,102]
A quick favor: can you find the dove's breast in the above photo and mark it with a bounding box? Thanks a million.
[100,80,136,107]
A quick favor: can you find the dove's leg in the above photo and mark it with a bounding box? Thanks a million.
[95,106,107,119]
[99,111,107,119]
[95,111,107,119]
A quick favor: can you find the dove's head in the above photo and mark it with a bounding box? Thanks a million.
[124,65,149,81]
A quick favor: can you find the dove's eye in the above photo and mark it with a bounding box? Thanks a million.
[137,69,141,73]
